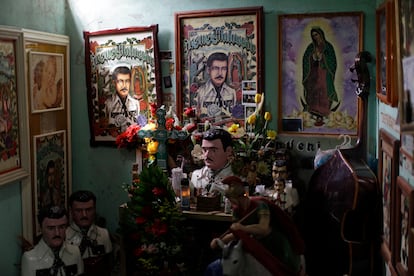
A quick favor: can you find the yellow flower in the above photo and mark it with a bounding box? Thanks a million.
[254,93,262,104]
[147,140,159,155]
[228,123,240,134]
[226,124,245,139]
[264,112,272,121]
[246,114,256,125]
[266,130,277,140]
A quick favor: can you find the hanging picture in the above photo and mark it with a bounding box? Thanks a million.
[84,26,162,146]
[278,12,363,135]
[395,176,414,275]
[175,6,263,127]
[33,130,66,235]
[29,52,65,113]
[376,0,398,106]
[397,0,414,129]
[0,29,30,185]
[379,129,399,272]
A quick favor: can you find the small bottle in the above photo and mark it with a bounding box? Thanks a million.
[180,177,190,211]
[224,197,232,214]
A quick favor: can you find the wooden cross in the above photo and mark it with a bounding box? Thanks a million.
[138,107,188,170]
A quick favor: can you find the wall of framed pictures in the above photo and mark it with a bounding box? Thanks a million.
[0,27,71,242]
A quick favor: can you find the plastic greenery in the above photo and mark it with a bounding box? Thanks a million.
[119,165,185,275]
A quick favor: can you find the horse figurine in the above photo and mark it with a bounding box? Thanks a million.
[216,239,272,276]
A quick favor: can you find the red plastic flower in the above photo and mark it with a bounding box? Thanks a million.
[135,216,147,224]
[165,117,175,130]
[134,247,144,257]
[150,219,168,236]
[152,187,165,196]
[150,103,157,117]
[184,107,195,118]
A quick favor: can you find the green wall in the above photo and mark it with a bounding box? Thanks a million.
[0,0,379,274]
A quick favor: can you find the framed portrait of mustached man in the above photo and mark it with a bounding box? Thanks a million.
[84,26,162,146]
[175,7,263,127]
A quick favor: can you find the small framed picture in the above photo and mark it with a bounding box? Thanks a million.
[395,176,414,275]
[29,52,65,113]
[378,129,399,270]
[33,130,67,235]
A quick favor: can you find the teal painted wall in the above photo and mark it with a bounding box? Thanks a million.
[0,0,380,274]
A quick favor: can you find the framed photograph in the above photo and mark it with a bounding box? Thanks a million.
[175,7,263,127]
[376,1,398,106]
[33,130,66,235]
[395,176,414,275]
[29,52,65,113]
[0,28,30,186]
[396,0,414,129]
[84,26,162,146]
[278,12,363,135]
[379,129,400,268]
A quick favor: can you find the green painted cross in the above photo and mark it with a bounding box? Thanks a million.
[138,107,188,170]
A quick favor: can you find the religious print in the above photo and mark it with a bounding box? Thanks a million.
[29,52,65,113]
[84,26,162,146]
[279,12,363,135]
[33,130,66,234]
[0,38,21,178]
[175,7,263,128]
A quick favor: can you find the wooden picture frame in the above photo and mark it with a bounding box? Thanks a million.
[0,28,30,186]
[29,51,65,113]
[175,7,263,127]
[84,25,162,146]
[278,12,363,135]
[396,0,414,129]
[379,129,400,270]
[395,176,414,275]
[376,1,398,106]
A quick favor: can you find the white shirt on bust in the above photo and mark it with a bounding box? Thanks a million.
[66,222,112,259]
[21,238,84,276]
[190,162,233,195]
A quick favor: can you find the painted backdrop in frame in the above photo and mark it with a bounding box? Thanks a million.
[279,12,363,135]
[175,7,263,127]
[0,37,22,180]
[84,26,162,146]
[29,52,64,113]
[33,130,66,235]
[379,128,400,270]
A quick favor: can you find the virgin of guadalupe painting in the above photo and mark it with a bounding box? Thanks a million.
[279,12,363,135]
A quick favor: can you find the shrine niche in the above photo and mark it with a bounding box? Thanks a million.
[83,26,162,146]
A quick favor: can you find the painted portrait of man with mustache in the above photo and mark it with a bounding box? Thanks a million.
[196,52,237,121]
[104,66,140,132]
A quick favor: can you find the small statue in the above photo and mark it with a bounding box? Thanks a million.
[271,158,299,215]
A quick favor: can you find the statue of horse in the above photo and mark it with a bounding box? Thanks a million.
[216,239,272,276]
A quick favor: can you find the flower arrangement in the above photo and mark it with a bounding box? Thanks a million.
[119,165,186,275]
[224,92,279,188]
